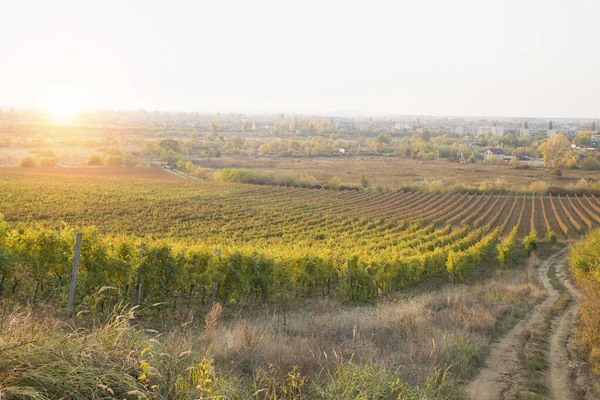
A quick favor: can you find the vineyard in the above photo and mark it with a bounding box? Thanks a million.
[2,168,600,307]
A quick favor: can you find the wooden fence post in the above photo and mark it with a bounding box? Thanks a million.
[209,249,222,305]
[135,243,146,306]
[347,259,352,300]
[68,233,82,314]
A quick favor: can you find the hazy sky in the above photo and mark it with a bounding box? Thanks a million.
[2,0,599,117]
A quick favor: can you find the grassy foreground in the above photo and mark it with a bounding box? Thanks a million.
[0,264,543,399]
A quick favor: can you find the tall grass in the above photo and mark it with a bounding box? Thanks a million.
[0,268,544,399]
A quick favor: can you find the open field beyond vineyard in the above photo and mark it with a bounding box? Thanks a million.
[196,156,600,191]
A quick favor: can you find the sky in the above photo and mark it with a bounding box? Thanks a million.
[1,0,599,118]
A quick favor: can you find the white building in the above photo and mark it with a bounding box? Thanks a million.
[519,128,541,137]
[394,123,415,132]
[592,135,600,145]
[478,126,505,136]
[455,125,479,135]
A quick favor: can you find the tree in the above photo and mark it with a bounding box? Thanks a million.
[209,120,220,133]
[165,149,182,166]
[522,121,528,129]
[376,133,391,145]
[549,168,562,180]
[241,120,251,132]
[548,120,553,130]
[573,131,592,147]
[592,121,596,132]
[538,134,571,169]
[289,120,298,132]
[157,138,181,153]
[582,157,600,171]
[185,161,195,173]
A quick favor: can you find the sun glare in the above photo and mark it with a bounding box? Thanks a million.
[47,102,79,124]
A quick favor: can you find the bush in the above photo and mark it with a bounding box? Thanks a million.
[581,158,600,171]
[103,155,123,166]
[549,168,562,180]
[36,156,57,168]
[124,154,141,168]
[85,154,103,166]
[325,177,342,190]
[176,159,187,171]
[569,230,600,373]
[479,178,510,193]
[18,156,35,168]
[0,134,11,147]
[487,156,505,165]
[528,180,551,195]
[420,151,437,161]
[360,175,370,189]
[214,168,318,188]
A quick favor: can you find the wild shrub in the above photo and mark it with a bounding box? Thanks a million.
[85,154,103,166]
[18,156,35,168]
[36,156,57,167]
[569,230,600,373]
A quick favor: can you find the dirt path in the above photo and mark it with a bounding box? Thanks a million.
[465,248,581,400]
[162,168,198,180]
[549,258,581,400]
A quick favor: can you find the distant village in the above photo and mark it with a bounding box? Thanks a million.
[1,107,599,169]
[1,107,597,141]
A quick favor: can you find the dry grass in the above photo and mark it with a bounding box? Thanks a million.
[0,269,544,399]
[205,270,544,397]
[197,156,600,191]
[0,304,148,398]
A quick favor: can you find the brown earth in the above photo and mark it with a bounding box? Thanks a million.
[464,248,592,399]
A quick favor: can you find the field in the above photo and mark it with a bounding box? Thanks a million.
[3,167,600,242]
[198,156,600,191]
[1,167,600,398]
[2,167,600,301]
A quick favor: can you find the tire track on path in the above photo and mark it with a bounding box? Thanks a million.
[465,248,568,400]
